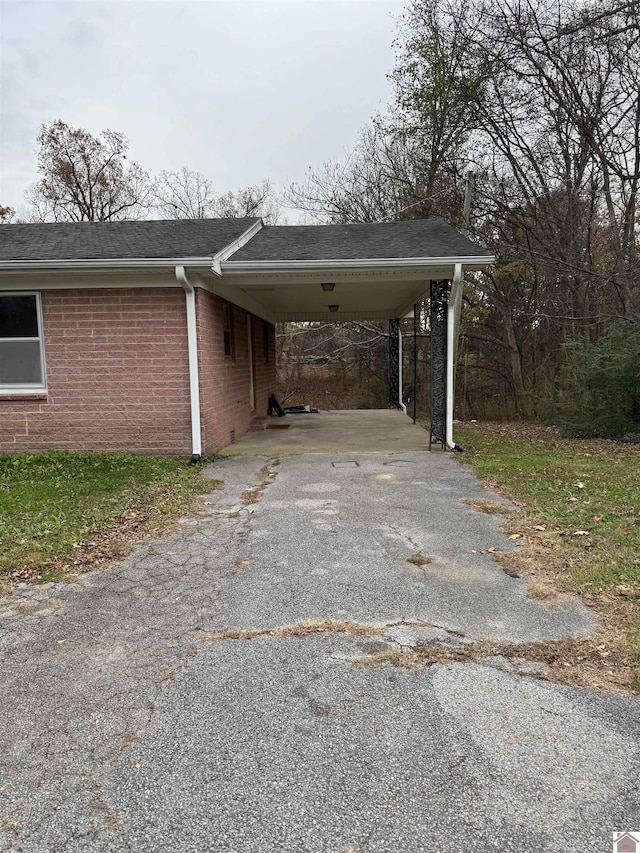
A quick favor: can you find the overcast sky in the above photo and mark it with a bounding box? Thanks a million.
[0,0,405,220]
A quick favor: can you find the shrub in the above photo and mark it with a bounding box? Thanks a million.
[555,322,640,439]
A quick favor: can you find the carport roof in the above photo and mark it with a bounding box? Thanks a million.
[229,219,491,262]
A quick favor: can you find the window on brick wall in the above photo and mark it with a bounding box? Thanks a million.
[0,293,46,392]
[263,321,270,363]
[223,301,234,359]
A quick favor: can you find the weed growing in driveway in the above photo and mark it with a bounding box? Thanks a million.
[353,635,636,694]
[0,451,214,585]
[455,423,640,684]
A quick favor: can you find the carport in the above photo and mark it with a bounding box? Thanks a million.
[214,219,494,449]
[222,409,428,455]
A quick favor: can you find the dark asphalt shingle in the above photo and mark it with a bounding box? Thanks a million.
[228,219,492,262]
[0,218,259,261]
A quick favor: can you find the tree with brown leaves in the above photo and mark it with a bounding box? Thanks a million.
[26,120,149,222]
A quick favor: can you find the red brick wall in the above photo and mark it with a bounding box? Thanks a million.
[0,287,276,456]
[196,289,276,453]
[0,288,193,455]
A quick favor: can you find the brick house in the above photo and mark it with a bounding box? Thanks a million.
[0,217,492,457]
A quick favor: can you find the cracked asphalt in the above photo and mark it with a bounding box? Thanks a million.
[1,451,639,852]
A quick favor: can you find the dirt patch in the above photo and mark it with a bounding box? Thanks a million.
[462,498,515,515]
[354,635,637,695]
[0,817,19,834]
[119,731,138,750]
[407,552,432,567]
[241,462,278,506]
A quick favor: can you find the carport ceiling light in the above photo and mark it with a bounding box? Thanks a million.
[328,304,339,312]
[321,282,336,291]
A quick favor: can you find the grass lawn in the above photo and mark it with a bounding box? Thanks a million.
[455,423,640,685]
[0,451,213,584]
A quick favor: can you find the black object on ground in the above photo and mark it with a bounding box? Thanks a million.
[268,394,287,417]
[283,405,319,414]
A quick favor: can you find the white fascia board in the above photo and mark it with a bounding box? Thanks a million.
[210,219,263,276]
[222,255,494,274]
[0,257,217,272]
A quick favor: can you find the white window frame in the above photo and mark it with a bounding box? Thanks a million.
[0,291,47,395]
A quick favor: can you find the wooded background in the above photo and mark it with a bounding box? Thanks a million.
[281,0,640,436]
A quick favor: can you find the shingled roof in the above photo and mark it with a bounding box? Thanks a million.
[228,219,491,262]
[0,218,259,261]
[0,216,492,265]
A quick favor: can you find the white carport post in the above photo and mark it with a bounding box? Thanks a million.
[175,265,202,462]
[445,263,463,449]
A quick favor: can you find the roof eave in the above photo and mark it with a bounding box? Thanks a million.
[222,255,495,273]
[0,257,217,272]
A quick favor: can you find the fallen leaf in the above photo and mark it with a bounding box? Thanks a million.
[487,546,495,552]
[573,530,590,536]
[591,515,603,522]
[534,524,546,531]
[568,497,579,503]
[575,482,585,489]
[619,526,630,534]
[508,533,522,540]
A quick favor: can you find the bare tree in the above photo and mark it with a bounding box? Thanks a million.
[25,120,150,222]
[211,180,281,223]
[287,119,463,224]
[151,171,280,223]
[152,167,217,219]
[0,206,15,223]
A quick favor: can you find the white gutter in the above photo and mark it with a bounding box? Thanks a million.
[446,263,463,449]
[210,219,263,276]
[0,257,218,272]
[175,265,202,462]
[223,255,494,273]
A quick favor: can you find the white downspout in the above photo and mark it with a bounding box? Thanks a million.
[446,263,463,449]
[175,265,202,462]
[398,324,407,415]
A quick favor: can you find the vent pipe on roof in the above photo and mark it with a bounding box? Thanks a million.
[175,265,202,463]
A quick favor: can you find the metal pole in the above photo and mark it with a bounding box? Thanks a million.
[413,303,418,424]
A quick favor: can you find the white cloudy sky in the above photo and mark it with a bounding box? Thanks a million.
[0,0,405,219]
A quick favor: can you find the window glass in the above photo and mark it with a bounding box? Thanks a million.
[0,295,39,337]
[223,302,234,358]
[0,340,43,384]
[0,294,45,388]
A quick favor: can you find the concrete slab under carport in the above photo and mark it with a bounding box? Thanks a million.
[221,409,430,455]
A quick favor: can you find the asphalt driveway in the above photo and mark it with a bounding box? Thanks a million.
[1,450,638,852]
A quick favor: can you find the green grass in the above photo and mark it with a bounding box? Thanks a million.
[0,451,212,581]
[455,424,640,594]
[455,423,640,675]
